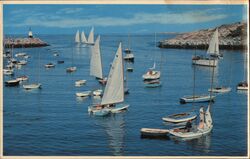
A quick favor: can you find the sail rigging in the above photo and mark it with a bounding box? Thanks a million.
[90,35,103,79]
[101,43,124,105]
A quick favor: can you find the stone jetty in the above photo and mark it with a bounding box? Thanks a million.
[159,22,247,50]
[4,37,49,48]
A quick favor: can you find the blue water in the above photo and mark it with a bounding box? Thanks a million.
[3,34,248,156]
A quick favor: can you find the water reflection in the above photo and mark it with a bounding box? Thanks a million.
[94,113,125,156]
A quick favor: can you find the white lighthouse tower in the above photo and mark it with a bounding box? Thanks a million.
[28,27,33,38]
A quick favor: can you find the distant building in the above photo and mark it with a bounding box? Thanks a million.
[28,27,33,38]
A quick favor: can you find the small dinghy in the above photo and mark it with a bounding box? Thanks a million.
[88,106,110,116]
[109,103,129,113]
[45,63,55,68]
[75,80,87,87]
[23,83,41,90]
[66,66,77,73]
[93,89,103,96]
[5,79,20,86]
[76,91,92,97]
[162,112,197,123]
[208,86,231,93]
[237,81,248,90]
[180,95,215,104]
[53,53,59,57]
[140,128,169,137]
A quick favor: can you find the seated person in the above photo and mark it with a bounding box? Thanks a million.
[198,119,205,129]
[185,120,192,132]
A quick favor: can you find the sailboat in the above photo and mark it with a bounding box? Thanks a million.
[88,43,129,116]
[192,28,219,67]
[66,43,77,73]
[142,33,161,81]
[86,27,95,45]
[237,52,248,91]
[169,58,216,139]
[81,31,87,44]
[124,34,134,62]
[23,50,41,90]
[75,30,80,44]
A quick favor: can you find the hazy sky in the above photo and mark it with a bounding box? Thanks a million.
[3,4,247,35]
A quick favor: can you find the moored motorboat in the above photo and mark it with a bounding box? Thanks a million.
[15,52,27,57]
[124,53,134,62]
[16,75,29,81]
[3,69,14,75]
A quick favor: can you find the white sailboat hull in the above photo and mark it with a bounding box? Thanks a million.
[110,103,129,113]
[76,91,91,97]
[169,125,213,139]
[75,80,87,87]
[192,58,218,67]
[208,87,231,93]
[23,83,41,90]
[180,95,215,103]
[237,86,248,90]
[162,112,197,123]
[142,71,161,80]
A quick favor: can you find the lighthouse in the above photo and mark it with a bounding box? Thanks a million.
[28,27,33,38]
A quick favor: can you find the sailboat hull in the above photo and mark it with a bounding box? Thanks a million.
[162,112,197,123]
[192,58,218,67]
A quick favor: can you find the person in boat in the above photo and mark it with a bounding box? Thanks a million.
[185,120,192,132]
[200,106,205,121]
[198,119,205,129]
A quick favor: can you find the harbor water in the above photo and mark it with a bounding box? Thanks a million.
[3,34,247,156]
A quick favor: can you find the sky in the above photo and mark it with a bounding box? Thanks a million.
[3,4,248,35]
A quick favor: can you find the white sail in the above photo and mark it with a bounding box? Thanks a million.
[205,105,213,128]
[150,62,156,70]
[90,35,103,79]
[207,28,219,55]
[75,30,80,43]
[101,43,124,105]
[87,27,94,44]
[81,31,87,43]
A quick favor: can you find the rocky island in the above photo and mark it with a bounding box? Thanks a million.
[4,28,49,48]
[159,22,247,50]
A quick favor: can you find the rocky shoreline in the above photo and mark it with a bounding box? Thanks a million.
[159,22,247,50]
[4,37,49,48]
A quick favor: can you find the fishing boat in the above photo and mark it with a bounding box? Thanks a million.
[142,62,161,80]
[76,91,92,97]
[86,27,95,45]
[162,112,197,123]
[180,95,215,104]
[75,80,87,87]
[93,89,103,96]
[44,63,55,68]
[169,105,213,139]
[75,30,80,44]
[88,43,129,116]
[192,28,219,67]
[237,81,248,90]
[5,79,20,86]
[208,86,231,93]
